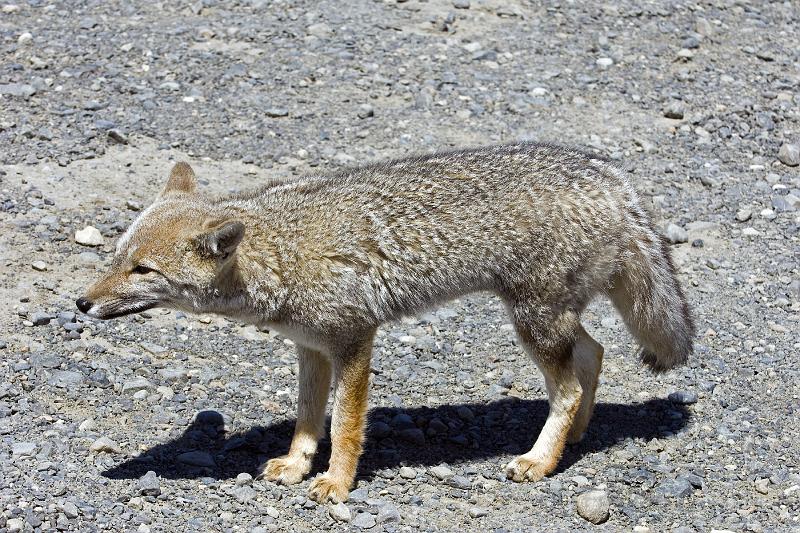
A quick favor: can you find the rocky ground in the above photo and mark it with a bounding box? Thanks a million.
[1,0,799,532]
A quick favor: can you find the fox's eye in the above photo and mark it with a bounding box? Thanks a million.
[131,265,156,275]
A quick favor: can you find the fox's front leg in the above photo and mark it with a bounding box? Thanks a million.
[307,331,375,503]
[260,346,331,485]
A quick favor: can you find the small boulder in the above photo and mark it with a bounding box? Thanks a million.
[75,226,105,246]
[576,490,610,524]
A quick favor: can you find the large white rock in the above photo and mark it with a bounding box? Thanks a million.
[75,226,105,246]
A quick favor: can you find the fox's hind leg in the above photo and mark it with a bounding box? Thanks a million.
[504,303,583,482]
[566,325,604,444]
[260,345,331,485]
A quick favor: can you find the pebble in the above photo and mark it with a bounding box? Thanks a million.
[430,465,454,480]
[735,208,752,222]
[89,436,122,454]
[399,466,417,479]
[668,391,698,405]
[596,57,613,68]
[453,0,470,8]
[47,370,84,388]
[75,226,105,246]
[61,501,79,519]
[576,490,610,524]
[665,223,688,244]
[0,83,36,97]
[306,22,333,38]
[138,471,161,496]
[741,227,761,237]
[352,512,376,529]
[231,485,257,503]
[357,104,374,119]
[468,507,488,518]
[122,378,154,395]
[376,503,401,524]
[329,502,351,522]
[31,260,47,271]
[236,472,253,485]
[29,311,51,326]
[11,441,37,456]
[265,108,289,118]
[663,101,685,120]
[778,143,799,167]
[657,478,693,498]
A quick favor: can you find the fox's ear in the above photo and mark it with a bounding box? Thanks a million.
[161,162,197,196]
[194,220,245,259]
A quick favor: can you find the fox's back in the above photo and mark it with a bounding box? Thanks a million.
[221,143,644,323]
[254,142,633,258]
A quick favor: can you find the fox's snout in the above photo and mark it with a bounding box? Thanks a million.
[76,297,93,313]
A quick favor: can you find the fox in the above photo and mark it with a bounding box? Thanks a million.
[77,142,694,503]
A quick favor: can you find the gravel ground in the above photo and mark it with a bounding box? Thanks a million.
[2,1,800,532]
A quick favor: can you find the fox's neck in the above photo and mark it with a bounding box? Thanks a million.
[206,237,287,324]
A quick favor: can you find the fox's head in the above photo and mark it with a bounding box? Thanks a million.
[77,163,246,319]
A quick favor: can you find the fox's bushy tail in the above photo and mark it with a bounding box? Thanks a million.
[608,229,695,373]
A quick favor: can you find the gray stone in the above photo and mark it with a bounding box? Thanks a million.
[29,311,51,326]
[138,471,161,496]
[665,223,688,244]
[430,465,454,480]
[468,506,488,518]
[352,512,376,529]
[357,104,374,119]
[158,368,187,382]
[377,503,401,523]
[453,0,470,8]
[576,490,610,524]
[89,436,122,454]
[11,441,37,456]
[47,370,84,388]
[657,478,693,498]
[0,83,36,97]
[122,378,154,395]
[60,501,79,519]
[596,57,613,68]
[399,466,417,479]
[140,342,167,355]
[307,22,333,38]
[235,472,253,485]
[735,208,752,222]
[265,108,289,118]
[231,485,257,503]
[664,101,685,120]
[349,487,369,503]
[447,475,472,489]
[668,391,698,404]
[778,143,799,167]
[31,260,47,271]
[329,502,351,522]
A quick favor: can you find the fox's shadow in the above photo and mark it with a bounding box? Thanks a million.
[102,397,689,482]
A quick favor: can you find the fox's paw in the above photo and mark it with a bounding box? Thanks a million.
[307,473,350,503]
[505,455,553,483]
[258,455,311,485]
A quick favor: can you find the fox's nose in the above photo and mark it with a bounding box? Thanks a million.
[76,297,93,313]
